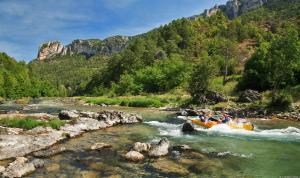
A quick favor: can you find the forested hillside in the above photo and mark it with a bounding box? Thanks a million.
[0,53,61,99]
[83,0,300,96]
[26,0,300,106]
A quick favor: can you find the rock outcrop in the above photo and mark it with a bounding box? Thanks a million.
[37,41,64,61]
[0,110,142,160]
[37,36,129,60]
[226,0,268,19]
[238,89,262,103]
[1,157,44,178]
[191,0,267,20]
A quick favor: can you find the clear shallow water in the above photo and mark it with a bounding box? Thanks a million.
[1,100,300,177]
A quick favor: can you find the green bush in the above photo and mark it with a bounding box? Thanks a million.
[0,118,66,130]
[268,92,292,111]
[127,98,163,108]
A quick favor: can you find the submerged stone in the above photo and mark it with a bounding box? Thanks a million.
[125,151,145,161]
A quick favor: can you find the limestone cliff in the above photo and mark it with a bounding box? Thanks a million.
[226,0,268,19]
[37,36,129,60]
[193,0,267,19]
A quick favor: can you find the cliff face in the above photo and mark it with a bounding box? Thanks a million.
[37,36,129,60]
[226,0,268,19]
[198,0,267,19]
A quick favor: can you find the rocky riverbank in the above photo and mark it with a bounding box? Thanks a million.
[0,110,142,177]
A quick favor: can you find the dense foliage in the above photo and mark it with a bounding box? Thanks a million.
[239,24,300,91]
[10,0,300,104]
[0,53,60,99]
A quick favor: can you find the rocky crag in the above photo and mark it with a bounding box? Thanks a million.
[37,35,129,60]
[196,0,267,19]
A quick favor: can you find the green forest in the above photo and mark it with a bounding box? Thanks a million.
[2,0,300,109]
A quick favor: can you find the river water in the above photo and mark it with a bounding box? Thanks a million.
[1,100,300,177]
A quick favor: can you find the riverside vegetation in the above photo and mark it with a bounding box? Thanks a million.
[1,0,300,112]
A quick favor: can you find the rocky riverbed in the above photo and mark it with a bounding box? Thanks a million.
[0,109,142,177]
[1,99,300,177]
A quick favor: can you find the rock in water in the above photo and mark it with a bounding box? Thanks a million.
[182,123,195,133]
[2,157,38,178]
[148,138,170,157]
[97,110,143,126]
[132,142,151,152]
[90,143,112,150]
[125,151,145,161]
[238,89,262,103]
[172,144,191,152]
[0,166,5,173]
[58,110,79,120]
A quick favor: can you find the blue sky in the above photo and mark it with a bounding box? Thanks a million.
[0,0,228,61]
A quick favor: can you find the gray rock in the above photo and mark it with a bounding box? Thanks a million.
[0,110,142,161]
[238,89,262,103]
[2,157,35,178]
[37,36,130,60]
[182,123,196,133]
[90,143,112,150]
[148,138,170,157]
[97,110,143,126]
[194,90,228,105]
[0,166,5,173]
[37,41,64,61]
[125,151,145,161]
[132,142,151,152]
[171,150,181,160]
[31,159,45,168]
[79,111,99,119]
[226,0,267,19]
[58,110,79,120]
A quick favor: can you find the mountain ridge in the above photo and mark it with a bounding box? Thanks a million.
[37,35,130,61]
[37,0,267,61]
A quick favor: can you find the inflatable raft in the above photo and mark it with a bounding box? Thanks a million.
[191,119,254,131]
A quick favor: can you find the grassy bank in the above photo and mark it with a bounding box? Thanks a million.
[81,92,190,108]
[0,118,66,130]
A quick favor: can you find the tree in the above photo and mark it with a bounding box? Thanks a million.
[188,56,218,103]
[239,24,300,91]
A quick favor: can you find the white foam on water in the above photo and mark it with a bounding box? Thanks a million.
[216,151,253,158]
[145,121,183,137]
[197,124,300,140]
[145,121,300,142]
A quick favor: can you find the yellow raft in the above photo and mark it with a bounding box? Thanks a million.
[191,119,254,131]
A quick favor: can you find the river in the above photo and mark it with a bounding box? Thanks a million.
[1,99,300,177]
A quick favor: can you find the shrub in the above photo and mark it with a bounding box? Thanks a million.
[0,118,66,130]
[127,98,163,108]
[268,92,292,111]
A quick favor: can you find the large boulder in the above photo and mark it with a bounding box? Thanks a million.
[58,110,79,120]
[125,151,145,161]
[205,91,228,104]
[194,91,228,105]
[182,122,196,133]
[132,142,151,152]
[238,90,262,103]
[97,110,142,126]
[148,138,170,157]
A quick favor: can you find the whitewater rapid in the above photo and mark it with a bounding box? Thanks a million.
[145,121,300,142]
